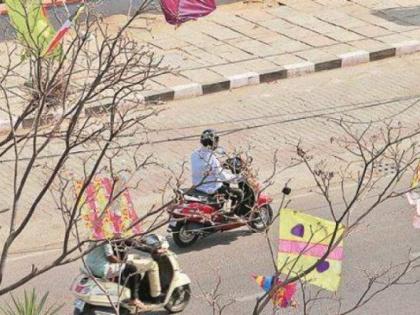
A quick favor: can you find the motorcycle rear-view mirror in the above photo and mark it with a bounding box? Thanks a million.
[282,186,292,195]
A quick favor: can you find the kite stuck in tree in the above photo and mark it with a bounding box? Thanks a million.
[253,275,297,308]
[160,0,216,25]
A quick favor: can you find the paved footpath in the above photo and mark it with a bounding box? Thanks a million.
[3,0,420,110]
[102,0,420,102]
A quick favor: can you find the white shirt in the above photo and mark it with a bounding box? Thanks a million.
[191,146,236,194]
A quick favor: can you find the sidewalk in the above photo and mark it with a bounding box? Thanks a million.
[101,0,420,103]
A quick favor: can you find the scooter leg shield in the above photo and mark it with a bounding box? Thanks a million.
[170,272,191,288]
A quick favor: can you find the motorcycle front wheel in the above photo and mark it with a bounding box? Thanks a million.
[172,223,199,248]
[165,284,191,313]
[248,204,273,232]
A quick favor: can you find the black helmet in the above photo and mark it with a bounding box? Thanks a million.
[200,129,219,148]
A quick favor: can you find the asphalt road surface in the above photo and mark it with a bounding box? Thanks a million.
[1,54,420,314]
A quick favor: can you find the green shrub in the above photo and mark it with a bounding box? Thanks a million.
[0,289,63,315]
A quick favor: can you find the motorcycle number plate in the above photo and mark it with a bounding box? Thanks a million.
[74,299,85,311]
[169,219,177,227]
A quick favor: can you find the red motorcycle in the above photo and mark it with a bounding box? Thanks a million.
[166,156,274,248]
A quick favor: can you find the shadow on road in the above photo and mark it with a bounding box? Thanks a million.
[169,229,253,254]
[372,6,420,26]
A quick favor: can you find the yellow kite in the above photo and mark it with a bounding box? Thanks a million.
[6,0,55,53]
[278,209,345,292]
[411,161,420,189]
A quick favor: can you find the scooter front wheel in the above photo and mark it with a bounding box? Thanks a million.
[165,284,191,313]
[73,305,129,315]
[172,222,199,248]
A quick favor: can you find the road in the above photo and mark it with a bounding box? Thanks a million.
[1,54,420,314]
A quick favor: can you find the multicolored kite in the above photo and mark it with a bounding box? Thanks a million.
[253,275,297,308]
[6,0,55,53]
[75,176,141,240]
[43,5,85,56]
[160,0,216,25]
[278,209,345,292]
[411,161,420,189]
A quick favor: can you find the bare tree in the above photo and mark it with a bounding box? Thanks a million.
[0,0,172,295]
[253,119,420,314]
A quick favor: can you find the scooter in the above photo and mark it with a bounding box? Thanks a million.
[71,235,191,314]
[167,156,274,248]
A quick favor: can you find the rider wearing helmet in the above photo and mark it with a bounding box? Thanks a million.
[191,129,244,216]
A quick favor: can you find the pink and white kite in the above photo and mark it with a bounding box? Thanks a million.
[160,0,216,25]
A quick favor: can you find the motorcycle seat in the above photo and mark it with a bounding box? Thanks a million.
[179,188,220,204]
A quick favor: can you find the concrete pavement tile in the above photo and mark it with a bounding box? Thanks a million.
[315,10,353,23]
[231,40,280,57]
[282,13,322,28]
[209,63,254,77]
[237,9,277,22]
[324,30,364,42]
[127,28,154,42]
[271,40,312,53]
[266,53,305,66]
[299,34,338,47]
[280,26,321,40]
[211,44,254,62]
[352,24,395,37]
[296,48,339,63]
[321,43,361,56]
[349,38,393,52]
[151,73,193,88]
[199,23,243,40]
[234,58,279,72]
[258,34,291,45]
[174,31,221,47]
[144,79,168,91]
[209,12,255,28]
[259,18,296,33]
[375,20,419,32]
[237,27,280,40]
[401,29,420,40]
[181,69,225,84]
[279,0,322,12]
[159,50,204,69]
[267,5,300,18]
[151,37,190,50]
[183,46,227,65]
[376,33,413,45]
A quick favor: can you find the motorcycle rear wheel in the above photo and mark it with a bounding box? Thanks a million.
[165,284,191,313]
[172,222,199,248]
[248,204,273,232]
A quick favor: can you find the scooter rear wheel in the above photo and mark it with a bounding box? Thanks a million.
[172,223,199,248]
[165,284,191,313]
